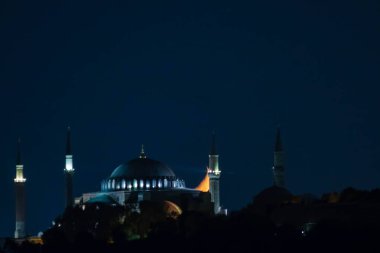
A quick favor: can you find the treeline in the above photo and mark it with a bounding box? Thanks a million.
[2,187,380,253]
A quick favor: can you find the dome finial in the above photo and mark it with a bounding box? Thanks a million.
[139,144,146,159]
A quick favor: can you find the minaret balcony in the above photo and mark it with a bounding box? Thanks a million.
[14,178,26,183]
[207,169,221,177]
[64,168,75,173]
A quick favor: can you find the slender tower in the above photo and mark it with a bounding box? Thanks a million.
[64,127,74,208]
[207,132,221,214]
[14,138,26,238]
[272,128,285,188]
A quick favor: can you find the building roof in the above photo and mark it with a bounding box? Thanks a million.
[195,172,209,192]
[86,194,120,205]
[253,186,293,208]
[109,157,176,179]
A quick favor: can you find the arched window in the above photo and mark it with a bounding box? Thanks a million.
[112,179,115,189]
[122,179,126,189]
[108,180,111,189]
[178,180,183,188]
[146,180,151,189]
[163,178,168,188]
[133,179,138,189]
[127,181,132,190]
[152,179,156,188]
[158,179,162,188]
[116,180,120,190]
[139,179,144,188]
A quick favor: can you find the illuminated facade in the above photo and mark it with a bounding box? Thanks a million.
[77,143,216,214]
[14,138,26,239]
[64,127,74,208]
[272,128,285,188]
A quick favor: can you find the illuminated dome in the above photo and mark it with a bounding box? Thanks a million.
[101,149,185,192]
[110,158,176,179]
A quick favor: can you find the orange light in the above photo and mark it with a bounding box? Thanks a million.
[195,172,209,192]
[27,236,43,245]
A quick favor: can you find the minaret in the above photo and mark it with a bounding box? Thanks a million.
[14,138,26,238]
[207,132,221,214]
[272,128,285,188]
[64,127,74,208]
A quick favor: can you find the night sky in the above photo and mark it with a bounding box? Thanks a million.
[1,0,379,237]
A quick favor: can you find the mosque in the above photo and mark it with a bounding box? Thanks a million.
[13,128,286,239]
[74,135,223,215]
[13,129,225,238]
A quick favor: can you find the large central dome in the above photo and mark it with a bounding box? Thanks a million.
[110,158,176,179]
[100,149,185,192]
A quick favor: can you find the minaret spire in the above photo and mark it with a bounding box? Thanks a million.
[16,137,21,165]
[64,127,74,208]
[207,131,221,214]
[210,131,217,155]
[66,126,72,155]
[272,127,285,188]
[275,127,283,152]
[14,138,26,238]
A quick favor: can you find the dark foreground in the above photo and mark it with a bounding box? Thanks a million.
[2,187,380,253]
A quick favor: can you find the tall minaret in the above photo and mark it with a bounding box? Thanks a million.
[207,132,221,214]
[14,138,26,238]
[64,127,74,208]
[272,128,285,188]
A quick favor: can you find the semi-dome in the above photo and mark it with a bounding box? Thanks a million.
[110,158,176,179]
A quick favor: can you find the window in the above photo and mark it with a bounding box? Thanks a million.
[158,179,162,188]
[146,180,150,189]
[152,179,156,188]
[163,178,168,188]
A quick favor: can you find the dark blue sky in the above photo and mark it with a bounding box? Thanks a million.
[1,0,379,237]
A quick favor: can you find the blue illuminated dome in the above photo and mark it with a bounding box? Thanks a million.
[110,158,176,178]
[101,155,185,192]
